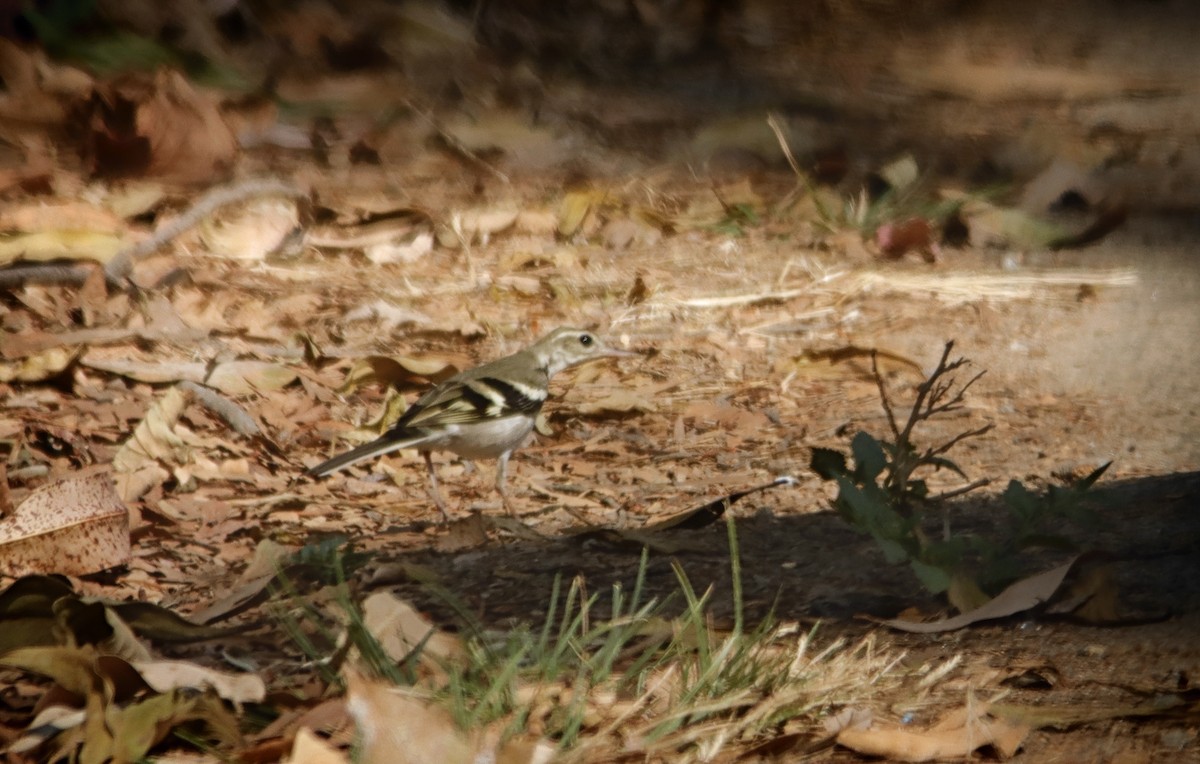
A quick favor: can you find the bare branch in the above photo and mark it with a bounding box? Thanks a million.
[0,262,95,289]
[899,341,956,444]
[871,350,902,440]
[179,381,261,438]
[924,423,995,460]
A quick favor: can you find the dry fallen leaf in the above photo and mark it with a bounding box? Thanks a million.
[0,468,130,577]
[80,351,208,384]
[85,69,238,183]
[345,671,476,764]
[0,345,81,382]
[836,700,1029,761]
[514,208,557,235]
[464,206,520,237]
[340,299,432,332]
[881,557,1079,633]
[365,231,434,264]
[557,189,609,238]
[335,354,461,399]
[113,386,192,470]
[102,182,168,220]
[204,360,299,396]
[0,200,126,234]
[199,197,300,260]
[133,660,266,704]
[284,727,350,764]
[112,385,193,501]
[191,539,296,624]
[575,389,657,416]
[0,38,90,125]
[344,669,554,764]
[355,591,464,672]
[0,231,127,266]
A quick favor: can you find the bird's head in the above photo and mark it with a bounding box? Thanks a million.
[531,327,638,376]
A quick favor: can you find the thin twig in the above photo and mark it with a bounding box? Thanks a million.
[897,341,954,444]
[929,478,991,502]
[179,381,261,438]
[403,96,511,185]
[0,262,96,289]
[449,213,478,286]
[766,112,833,223]
[874,340,997,509]
[921,367,984,420]
[871,350,901,440]
[925,424,994,459]
[105,178,307,286]
[765,113,803,179]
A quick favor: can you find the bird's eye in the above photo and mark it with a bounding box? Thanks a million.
[579,333,593,346]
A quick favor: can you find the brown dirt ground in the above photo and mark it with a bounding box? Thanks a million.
[68,210,1200,761]
[3,2,1200,760]
[319,219,1200,762]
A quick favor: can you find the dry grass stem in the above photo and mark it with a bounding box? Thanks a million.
[853,268,1138,303]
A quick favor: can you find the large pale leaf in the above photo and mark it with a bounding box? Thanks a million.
[836,701,1029,761]
[882,557,1080,632]
[0,645,100,695]
[0,468,129,577]
[198,197,300,260]
[0,231,126,265]
[80,353,208,384]
[204,360,299,395]
[132,660,266,703]
[113,385,192,472]
[345,671,475,764]
[356,591,464,669]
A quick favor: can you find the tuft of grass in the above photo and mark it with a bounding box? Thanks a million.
[278,519,916,759]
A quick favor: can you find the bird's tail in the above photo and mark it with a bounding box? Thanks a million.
[306,431,431,478]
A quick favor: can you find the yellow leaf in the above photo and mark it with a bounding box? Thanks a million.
[557,190,608,237]
[0,346,80,382]
[205,360,298,395]
[0,230,126,265]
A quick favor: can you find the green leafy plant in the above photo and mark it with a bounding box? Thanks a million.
[811,341,1109,611]
[711,200,761,237]
[23,0,183,74]
[21,0,248,87]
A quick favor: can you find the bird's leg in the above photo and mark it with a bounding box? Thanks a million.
[423,451,451,523]
[495,451,518,516]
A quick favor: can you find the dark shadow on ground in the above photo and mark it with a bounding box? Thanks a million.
[377,470,1200,636]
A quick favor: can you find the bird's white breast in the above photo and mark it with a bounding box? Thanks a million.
[438,415,536,459]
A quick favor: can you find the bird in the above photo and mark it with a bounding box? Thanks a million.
[306,327,637,521]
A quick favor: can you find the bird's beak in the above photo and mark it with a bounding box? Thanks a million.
[602,346,641,359]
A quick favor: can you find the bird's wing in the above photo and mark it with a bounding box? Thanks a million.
[400,373,547,428]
